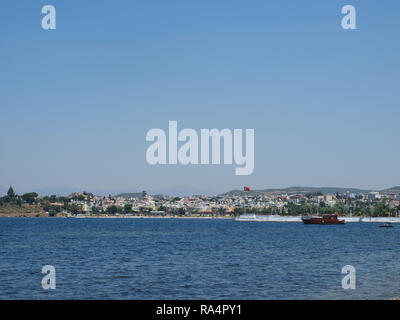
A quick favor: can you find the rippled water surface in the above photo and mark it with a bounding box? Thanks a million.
[0,218,399,299]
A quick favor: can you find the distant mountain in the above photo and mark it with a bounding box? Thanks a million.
[114,192,144,199]
[114,187,220,198]
[224,186,374,196]
[382,186,400,193]
[149,186,221,197]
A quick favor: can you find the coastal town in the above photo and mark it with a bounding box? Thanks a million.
[1,186,400,218]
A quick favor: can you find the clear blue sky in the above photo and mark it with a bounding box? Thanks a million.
[1,1,399,195]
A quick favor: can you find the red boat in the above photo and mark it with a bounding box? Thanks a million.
[302,213,345,225]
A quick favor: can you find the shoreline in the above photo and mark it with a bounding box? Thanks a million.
[1,214,400,223]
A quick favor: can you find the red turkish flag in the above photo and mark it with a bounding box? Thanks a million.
[243,187,250,191]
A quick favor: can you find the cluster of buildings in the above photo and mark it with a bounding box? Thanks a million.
[65,188,400,217]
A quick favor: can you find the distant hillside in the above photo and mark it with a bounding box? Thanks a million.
[114,192,144,199]
[115,186,221,198]
[383,186,400,193]
[149,186,221,197]
[224,186,374,196]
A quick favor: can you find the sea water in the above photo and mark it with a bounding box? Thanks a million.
[0,218,399,299]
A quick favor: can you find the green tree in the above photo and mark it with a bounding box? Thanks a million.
[22,192,39,204]
[48,208,57,217]
[4,186,16,203]
[373,200,390,217]
[7,186,15,198]
[361,206,372,217]
[124,204,133,213]
[332,203,346,215]
[91,206,101,214]
[217,206,225,215]
[107,205,122,214]
[15,197,22,206]
[68,203,83,215]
